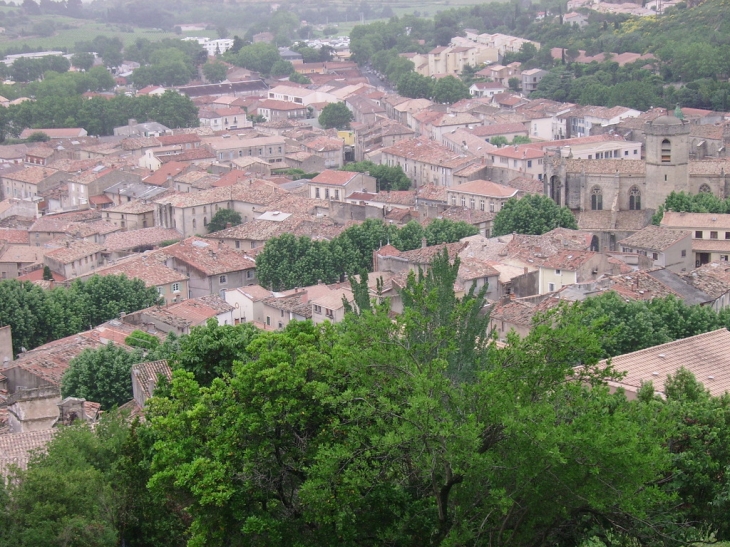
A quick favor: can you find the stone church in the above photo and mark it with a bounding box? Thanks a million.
[544,114,730,251]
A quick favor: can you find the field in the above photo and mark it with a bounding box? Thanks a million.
[0,0,508,53]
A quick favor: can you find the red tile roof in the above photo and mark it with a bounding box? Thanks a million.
[310,170,359,186]
[143,162,188,185]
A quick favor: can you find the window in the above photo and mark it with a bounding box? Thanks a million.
[219,275,227,284]
[266,316,271,326]
[480,199,485,211]
[251,241,257,249]
[696,231,703,238]
[726,232,730,239]
[334,189,339,200]
[469,197,475,209]
[590,186,603,211]
[629,186,641,210]
[325,188,330,199]
[661,139,671,163]
[281,309,284,317]
[489,202,495,212]
[624,150,629,156]
[711,231,718,239]
[278,321,283,329]
[171,282,180,293]
[527,160,532,168]
[247,270,253,279]
[681,250,687,257]
[204,217,208,226]
[236,240,240,248]
[314,305,322,314]
[192,218,197,228]
[461,196,466,207]
[722,255,729,262]
[555,269,561,275]
[315,188,320,198]
[652,252,658,260]
[451,196,456,206]
[325,308,334,318]
[700,184,712,194]
[548,282,555,292]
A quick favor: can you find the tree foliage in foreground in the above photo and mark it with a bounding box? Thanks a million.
[493,194,578,236]
[255,218,477,290]
[4,253,730,545]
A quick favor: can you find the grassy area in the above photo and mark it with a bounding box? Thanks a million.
[0,15,248,52]
[0,0,508,53]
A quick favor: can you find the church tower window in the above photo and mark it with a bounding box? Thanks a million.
[661,139,671,163]
[590,186,603,210]
[629,187,641,210]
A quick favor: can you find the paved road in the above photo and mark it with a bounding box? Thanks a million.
[363,67,394,93]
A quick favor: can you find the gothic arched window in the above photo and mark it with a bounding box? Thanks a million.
[629,186,641,210]
[590,186,603,210]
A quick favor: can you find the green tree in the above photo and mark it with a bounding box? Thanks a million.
[146,263,671,546]
[71,51,95,71]
[61,343,145,409]
[341,161,411,191]
[489,135,508,147]
[0,414,187,546]
[508,76,520,91]
[125,329,160,351]
[207,208,242,233]
[202,61,227,83]
[510,135,531,144]
[271,60,294,77]
[42,265,53,281]
[396,71,433,99]
[318,102,353,129]
[232,42,281,75]
[289,72,311,84]
[172,319,261,386]
[25,131,50,142]
[431,75,471,104]
[493,194,578,236]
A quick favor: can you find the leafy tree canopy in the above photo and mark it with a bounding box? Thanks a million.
[61,343,145,409]
[493,194,578,236]
[341,161,411,191]
[317,102,353,130]
[207,208,242,234]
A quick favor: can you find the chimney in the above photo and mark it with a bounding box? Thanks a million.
[128,118,137,126]
[421,237,427,249]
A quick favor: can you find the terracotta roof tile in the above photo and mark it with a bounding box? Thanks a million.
[0,429,57,475]
[153,237,255,276]
[103,227,183,252]
[45,240,105,264]
[599,328,730,397]
[618,225,691,252]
